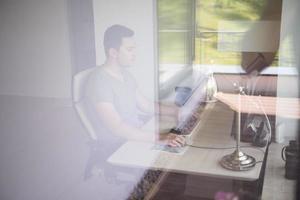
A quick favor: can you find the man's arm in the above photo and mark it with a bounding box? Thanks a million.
[95,101,184,146]
[136,90,179,117]
[95,102,154,142]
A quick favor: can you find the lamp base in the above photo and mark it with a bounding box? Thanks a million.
[220,150,256,171]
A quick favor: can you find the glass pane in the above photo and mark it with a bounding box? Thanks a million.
[195,0,281,66]
[158,0,191,30]
[159,31,188,64]
[157,0,194,89]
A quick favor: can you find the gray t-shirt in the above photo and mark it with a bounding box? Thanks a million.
[83,66,142,144]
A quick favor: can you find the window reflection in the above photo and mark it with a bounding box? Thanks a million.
[196,0,281,66]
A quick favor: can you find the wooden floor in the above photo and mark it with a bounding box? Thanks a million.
[148,173,244,200]
[148,173,200,200]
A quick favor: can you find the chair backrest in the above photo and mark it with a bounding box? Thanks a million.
[73,67,98,140]
[73,67,96,103]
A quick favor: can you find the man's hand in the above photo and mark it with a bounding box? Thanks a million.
[162,133,186,147]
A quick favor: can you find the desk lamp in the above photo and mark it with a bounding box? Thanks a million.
[220,86,256,171]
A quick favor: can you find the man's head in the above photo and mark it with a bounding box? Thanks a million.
[103,24,136,66]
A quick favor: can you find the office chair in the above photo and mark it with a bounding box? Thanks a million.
[73,67,98,140]
[73,67,103,180]
[72,68,141,183]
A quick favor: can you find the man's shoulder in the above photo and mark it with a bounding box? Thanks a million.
[86,66,107,81]
[84,66,108,91]
[91,65,106,75]
[84,66,113,98]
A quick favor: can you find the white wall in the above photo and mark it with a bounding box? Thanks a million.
[93,0,157,102]
[0,0,72,99]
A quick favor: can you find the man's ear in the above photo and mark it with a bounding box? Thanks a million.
[108,48,118,58]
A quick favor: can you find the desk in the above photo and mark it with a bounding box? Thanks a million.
[108,102,266,181]
[216,92,300,119]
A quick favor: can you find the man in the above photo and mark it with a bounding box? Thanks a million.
[84,24,185,160]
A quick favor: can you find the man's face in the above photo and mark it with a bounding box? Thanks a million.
[116,37,136,67]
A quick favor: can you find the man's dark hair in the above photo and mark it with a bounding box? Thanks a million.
[103,24,134,57]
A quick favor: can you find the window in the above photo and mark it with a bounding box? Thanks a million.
[157,0,196,97]
[195,0,281,67]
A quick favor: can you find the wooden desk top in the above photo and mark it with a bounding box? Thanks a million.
[108,102,266,181]
[216,92,300,119]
